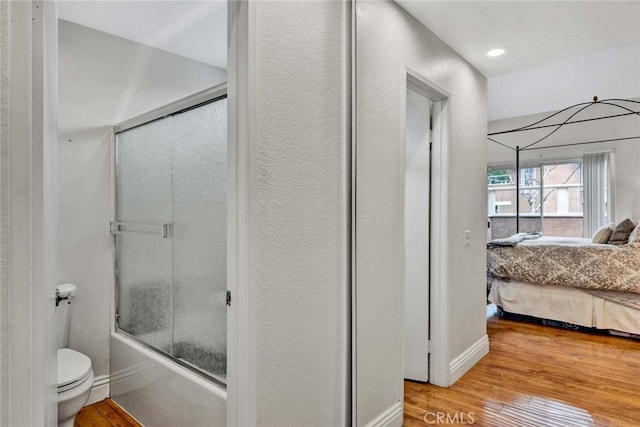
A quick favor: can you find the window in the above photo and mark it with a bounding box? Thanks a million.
[541,163,583,237]
[488,162,583,240]
[487,169,513,185]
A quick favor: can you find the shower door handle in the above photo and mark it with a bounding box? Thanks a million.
[110,221,172,238]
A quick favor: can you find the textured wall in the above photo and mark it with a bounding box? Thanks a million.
[252,2,349,425]
[0,1,9,424]
[355,1,488,424]
[58,20,226,377]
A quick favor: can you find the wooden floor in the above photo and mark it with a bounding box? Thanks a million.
[75,314,640,426]
[75,399,141,427]
[404,312,640,426]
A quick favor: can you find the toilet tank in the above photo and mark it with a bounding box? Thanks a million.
[56,283,77,349]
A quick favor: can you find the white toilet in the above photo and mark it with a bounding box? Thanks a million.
[56,283,95,427]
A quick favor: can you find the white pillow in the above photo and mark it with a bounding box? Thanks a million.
[592,224,614,244]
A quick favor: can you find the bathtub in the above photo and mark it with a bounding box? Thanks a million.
[110,332,226,425]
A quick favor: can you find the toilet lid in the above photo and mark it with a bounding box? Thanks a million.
[57,348,92,389]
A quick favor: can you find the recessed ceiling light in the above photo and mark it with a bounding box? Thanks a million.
[487,48,506,57]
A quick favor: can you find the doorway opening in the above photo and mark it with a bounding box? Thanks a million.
[403,70,451,390]
[56,1,229,424]
[404,84,432,382]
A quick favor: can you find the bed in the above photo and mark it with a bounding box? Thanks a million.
[487,223,640,337]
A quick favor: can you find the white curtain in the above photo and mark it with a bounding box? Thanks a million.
[583,152,610,237]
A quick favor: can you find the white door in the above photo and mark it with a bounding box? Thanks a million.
[404,86,431,382]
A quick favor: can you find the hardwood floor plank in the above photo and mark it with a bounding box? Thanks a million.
[75,399,141,427]
[74,406,109,427]
[93,400,137,427]
[104,399,141,426]
[404,314,640,426]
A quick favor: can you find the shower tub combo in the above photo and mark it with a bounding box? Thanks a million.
[109,85,228,425]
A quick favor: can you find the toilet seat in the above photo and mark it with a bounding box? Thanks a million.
[57,348,92,393]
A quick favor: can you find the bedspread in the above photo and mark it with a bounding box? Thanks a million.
[487,242,640,293]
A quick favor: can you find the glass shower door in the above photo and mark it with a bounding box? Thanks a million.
[171,100,227,378]
[115,119,174,354]
[115,96,227,382]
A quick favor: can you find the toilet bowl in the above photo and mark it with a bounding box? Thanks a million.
[56,284,95,427]
[57,348,94,427]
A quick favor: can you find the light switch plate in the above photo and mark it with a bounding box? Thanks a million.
[464,230,471,246]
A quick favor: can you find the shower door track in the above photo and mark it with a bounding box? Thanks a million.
[114,83,228,134]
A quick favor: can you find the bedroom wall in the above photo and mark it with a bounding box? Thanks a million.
[356,1,488,424]
[488,103,640,221]
[489,43,640,121]
[57,20,226,380]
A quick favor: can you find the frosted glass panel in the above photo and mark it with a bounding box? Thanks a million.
[116,120,173,223]
[172,100,227,378]
[115,96,227,382]
[116,233,173,353]
[116,119,173,354]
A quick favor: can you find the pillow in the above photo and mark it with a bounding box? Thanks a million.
[592,224,614,244]
[628,225,640,247]
[608,218,639,245]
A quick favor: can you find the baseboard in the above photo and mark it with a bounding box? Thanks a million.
[449,334,489,385]
[86,374,110,406]
[365,402,403,427]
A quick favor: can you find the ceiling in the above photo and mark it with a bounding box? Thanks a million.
[57,1,640,79]
[58,1,227,70]
[397,1,640,77]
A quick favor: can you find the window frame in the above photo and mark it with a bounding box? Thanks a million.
[488,158,584,236]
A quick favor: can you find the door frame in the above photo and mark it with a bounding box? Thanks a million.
[3,1,59,425]
[227,1,257,425]
[402,68,451,387]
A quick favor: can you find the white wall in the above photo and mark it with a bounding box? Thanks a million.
[0,2,9,422]
[489,43,640,121]
[356,1,488,424]
[57,127,111,378]
[248,2,350,425]
[57,20,226,378]
[488,103,640,221]
[58,20,226,135]
[229,1,349,425]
